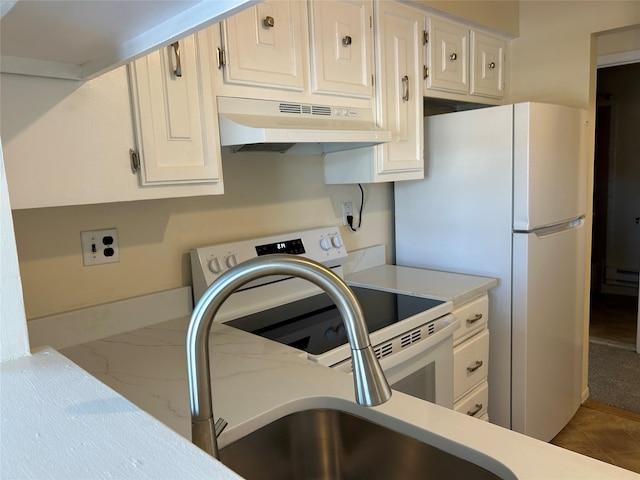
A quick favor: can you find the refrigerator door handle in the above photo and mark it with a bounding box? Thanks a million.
[516,216,585,238]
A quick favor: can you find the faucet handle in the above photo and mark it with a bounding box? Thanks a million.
[214,417,228,438]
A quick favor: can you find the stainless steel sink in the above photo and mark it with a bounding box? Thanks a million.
[219,409,513,480]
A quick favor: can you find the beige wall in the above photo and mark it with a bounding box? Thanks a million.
[411,0,519,37]
[12,153,393,319]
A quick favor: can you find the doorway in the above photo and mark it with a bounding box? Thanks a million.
[590,61,640,351]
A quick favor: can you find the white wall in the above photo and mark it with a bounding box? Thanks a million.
[0,143,29,360]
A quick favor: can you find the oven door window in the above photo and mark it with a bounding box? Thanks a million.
[391,363,436,403]
[379,333,454,408]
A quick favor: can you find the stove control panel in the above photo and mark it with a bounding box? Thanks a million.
[191,227,347,302]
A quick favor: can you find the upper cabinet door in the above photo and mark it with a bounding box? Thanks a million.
[220,0,307,90]
[376,2,423,175]
[308,0,374,99]
[426,17,469,94]
[470,31,506,99]
[128,28,222,186]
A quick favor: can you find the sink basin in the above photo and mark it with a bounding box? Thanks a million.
[219,408,511,480]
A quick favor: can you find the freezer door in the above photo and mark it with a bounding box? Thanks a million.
[511,219,586,441]
[513,102,589,231]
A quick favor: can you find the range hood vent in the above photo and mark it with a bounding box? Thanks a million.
[217,97,390,155]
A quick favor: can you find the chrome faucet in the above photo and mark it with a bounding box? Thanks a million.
[186,254,392,458]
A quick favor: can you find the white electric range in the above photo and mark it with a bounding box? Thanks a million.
[191,226,458,407]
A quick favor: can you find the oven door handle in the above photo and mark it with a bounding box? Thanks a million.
[377,316,459,372]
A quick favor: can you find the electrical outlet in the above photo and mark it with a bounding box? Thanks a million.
[81,228,119,266]
[342,202,353,227]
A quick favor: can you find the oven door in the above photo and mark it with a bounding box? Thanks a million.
[334,316,457,409]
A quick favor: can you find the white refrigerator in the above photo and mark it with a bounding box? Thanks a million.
[395,102,589,441]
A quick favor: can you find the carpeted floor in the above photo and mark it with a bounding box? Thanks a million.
[589,340,640,415]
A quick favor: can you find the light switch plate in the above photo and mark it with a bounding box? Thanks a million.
[81,228,119,266]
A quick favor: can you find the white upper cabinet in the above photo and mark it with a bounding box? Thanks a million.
[214,0,374,107]
[219,0,307,91]
[470,31,506,98]
[424,15,506,101]
[128,28,223,189]
[308,0,374,99]
[0,0,260,81]
[324,1,423,184]
[425,17,469,95]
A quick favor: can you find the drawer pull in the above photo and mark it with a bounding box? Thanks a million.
[467,360,483,373]
[466,313,483,325]
[467,403,483,417]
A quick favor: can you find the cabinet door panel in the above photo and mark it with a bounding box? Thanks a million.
[222,0,306,90]
[129,29,222,185]
[309,0,373,98]
[377,4,423,174]
[470,31,505,98]
[426,17,468,94]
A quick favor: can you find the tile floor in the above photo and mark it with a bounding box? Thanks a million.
[552,294,640,473]
[551,400,640,474]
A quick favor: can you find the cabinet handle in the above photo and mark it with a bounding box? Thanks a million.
[467,360,483,373]
[488,61,496,69]
[129,149,140,174]
[170,42,182,77]
[402,75,409,102]
[263,15,275,28]
[449,53,458,61]
[467,403,483,417]
[466,313,483,325]
[342,35,352,46]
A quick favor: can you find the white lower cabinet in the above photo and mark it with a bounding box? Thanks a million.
[454,382,489,419]
[452,294,490,420]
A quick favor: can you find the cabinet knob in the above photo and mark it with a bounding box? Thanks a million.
[263,16,275,28]
[342,35,352,46]
[488,61,496,69]
[449,53,458,61]
[170,42,182,77]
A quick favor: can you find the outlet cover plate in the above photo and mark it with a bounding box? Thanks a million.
[81,228,119,266]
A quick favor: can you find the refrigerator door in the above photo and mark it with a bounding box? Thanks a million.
[513,103,589,231]
[511,219,586,441]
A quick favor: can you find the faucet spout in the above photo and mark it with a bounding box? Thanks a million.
[186,254,391,458]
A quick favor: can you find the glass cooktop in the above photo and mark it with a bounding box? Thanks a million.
[227,286,445,355]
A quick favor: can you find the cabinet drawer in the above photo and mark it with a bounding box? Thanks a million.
[453,329,489,400]
[454,381,488,419]
[453,295,488,345]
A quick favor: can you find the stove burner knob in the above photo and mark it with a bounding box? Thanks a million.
[336,324,345,337]
[319,237,332,251]
[331,235,343,248]
[324,327,337,340]
[208,257,222,274]
[225,254,238,269]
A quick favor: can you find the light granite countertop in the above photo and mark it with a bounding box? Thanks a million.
[60,316,638,479]
[346,264,499,306]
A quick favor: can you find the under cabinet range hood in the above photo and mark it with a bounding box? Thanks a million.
[217,97,391,154]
